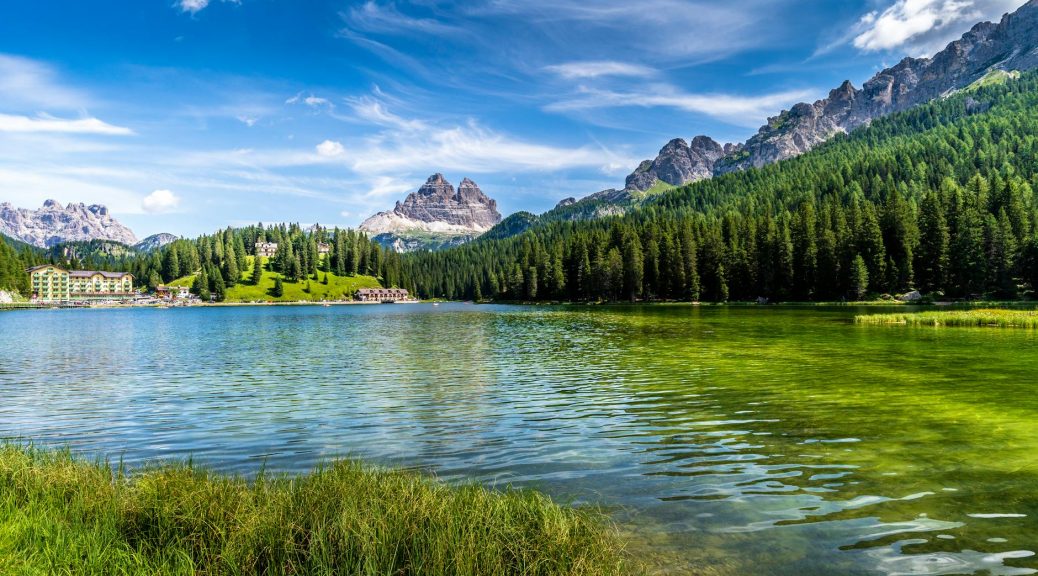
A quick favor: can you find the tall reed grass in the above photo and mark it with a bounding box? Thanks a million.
[855,308,1038,328]
[0,445,628,575]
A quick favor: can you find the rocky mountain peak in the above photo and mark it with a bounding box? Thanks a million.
[625,135,725,192]
[360,173,503,252]
[709,0,1038,175]
[0,200,138,248]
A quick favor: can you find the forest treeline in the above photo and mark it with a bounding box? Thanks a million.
[133,224,405,301]
[0,225,405,300]
[7,72,1038,303]
[400,72,1038,302]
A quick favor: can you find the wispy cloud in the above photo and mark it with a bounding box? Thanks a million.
[286,92,332,108]
[544,61,655,79]
[468,0,797,60]
[847,0,1024,56]
[0,54,90,110]
[545,85,815,127]
[343,1,462,36]
[0,113,132,135]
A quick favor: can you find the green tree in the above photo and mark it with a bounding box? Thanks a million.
[916,190,950,293]
[252,256,264,285]
[271,276,284,298]
[850,255,869,301]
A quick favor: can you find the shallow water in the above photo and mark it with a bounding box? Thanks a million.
[2,303,1037,575]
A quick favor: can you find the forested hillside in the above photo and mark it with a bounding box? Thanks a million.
[0,235,33,295]
[136,224,405,301]
[401,72,1038,302]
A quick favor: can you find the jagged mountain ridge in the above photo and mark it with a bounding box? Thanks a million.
[617,0,1038,196]
[0,200,138,248]
[360,173,502,252]
[134,233,179,252]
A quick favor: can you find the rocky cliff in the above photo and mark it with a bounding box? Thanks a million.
[621,0,1038,189]
[360,174,503,252]
[0,200,138,248]
[134,233,179,252]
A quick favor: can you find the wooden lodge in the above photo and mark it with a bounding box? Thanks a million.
[356,288,410,302]
[255,242,278,258]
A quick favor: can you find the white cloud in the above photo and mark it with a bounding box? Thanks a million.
[0,54,90,110]
[545,86,815,127]
[0,113,133,135]
[178,0,209,14]
[466,0,797,61]
[315,140,345,157]
[0,167,145,215]
[142,189,182,214]
[286,92,332,108]
[237,115,258,127]
[850,0,1024,55]
[343,1,462,36]
[346,96,425,130]
[545,61,655,79]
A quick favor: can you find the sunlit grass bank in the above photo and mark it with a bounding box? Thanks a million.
[855,308,1038,328]
[0,445,627,576]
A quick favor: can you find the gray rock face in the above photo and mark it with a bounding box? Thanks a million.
[625,136,725,192]
[0,200,138,248]
[360,174,503,252]
[390,174,501,230]
[134,233,179,252]
[609,1,1038,191]
[718,1,1038,174]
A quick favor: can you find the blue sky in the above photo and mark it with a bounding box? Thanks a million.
[0,0,1027,238]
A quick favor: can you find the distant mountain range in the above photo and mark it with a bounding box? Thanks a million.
[517,0,1038,227]
[0,200,176,252]
[360,174,502,252]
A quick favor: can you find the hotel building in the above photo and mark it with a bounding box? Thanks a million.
[28,265,136,303]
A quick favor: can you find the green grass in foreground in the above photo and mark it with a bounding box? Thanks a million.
[171,256,383,303]
[855,308,1038,328]
[0,445,627,576]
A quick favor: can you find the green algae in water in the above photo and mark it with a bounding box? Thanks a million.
[1,304,1037,575]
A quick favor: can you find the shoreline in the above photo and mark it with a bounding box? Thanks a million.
[0,444,628,575]
[4,298,1037,311]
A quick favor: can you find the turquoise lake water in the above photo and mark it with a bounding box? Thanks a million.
[1,303,1037,575]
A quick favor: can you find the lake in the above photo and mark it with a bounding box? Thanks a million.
[1,303,1036,575]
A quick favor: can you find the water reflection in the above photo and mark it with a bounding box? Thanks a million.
[1,304,1037,575]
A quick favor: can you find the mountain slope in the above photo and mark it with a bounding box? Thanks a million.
[135,233,179,253]
[534,0,1038,219]
[717,0,1038,175]
[400,69,1038,303]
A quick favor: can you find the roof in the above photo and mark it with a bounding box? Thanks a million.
[357,288,408,294]
[69,270,134,279]
[28,264,66,273]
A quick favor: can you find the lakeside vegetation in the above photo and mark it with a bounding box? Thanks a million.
[0,445,627,576]
[856,308,1038,327]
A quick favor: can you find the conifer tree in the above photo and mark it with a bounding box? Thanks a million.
[252,255,264,286]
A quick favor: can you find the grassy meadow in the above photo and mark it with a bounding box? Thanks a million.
[0,445,628,576]
[855,308,1038,328]
[170,256,382,303]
